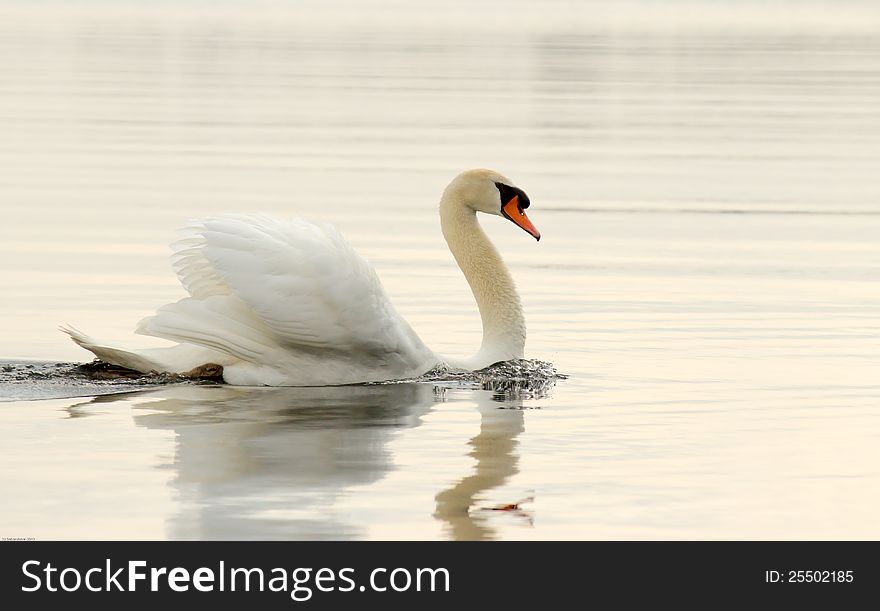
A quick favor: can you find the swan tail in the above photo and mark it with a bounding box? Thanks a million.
[59,325,164,373]
[135,295,279,365]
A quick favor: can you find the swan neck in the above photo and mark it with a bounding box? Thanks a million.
[440,193,525,367]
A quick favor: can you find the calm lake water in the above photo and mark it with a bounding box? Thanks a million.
[1,2,879,540]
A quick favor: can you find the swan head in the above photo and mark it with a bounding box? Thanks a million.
[447,169,541,241]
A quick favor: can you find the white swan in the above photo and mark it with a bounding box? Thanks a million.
[62,169,541,386]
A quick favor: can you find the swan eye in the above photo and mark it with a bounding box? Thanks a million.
[495,182,530,211]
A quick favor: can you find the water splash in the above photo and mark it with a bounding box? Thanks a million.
[1,358,566,401]
[0,360,219,401]
[376,359,567,399]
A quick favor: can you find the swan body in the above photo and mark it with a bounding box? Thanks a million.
[63,169,541,386]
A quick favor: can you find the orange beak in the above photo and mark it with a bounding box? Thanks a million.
[501,196,541,241]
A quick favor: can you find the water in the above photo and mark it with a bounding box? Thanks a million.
[1,1,879,540]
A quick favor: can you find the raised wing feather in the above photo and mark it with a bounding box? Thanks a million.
[171,229,231,299]
[161,214,431,365]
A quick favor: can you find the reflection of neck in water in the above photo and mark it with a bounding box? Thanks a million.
[434,397,526,541]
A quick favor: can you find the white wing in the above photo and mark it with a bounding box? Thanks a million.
[136,214,434,377]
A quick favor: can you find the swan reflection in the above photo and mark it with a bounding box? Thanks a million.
[67,381,539,540]
[72,384,433,539]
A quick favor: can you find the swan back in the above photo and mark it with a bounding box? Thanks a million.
[137,215,437,385]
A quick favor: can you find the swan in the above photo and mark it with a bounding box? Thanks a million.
[62,169,541,386]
